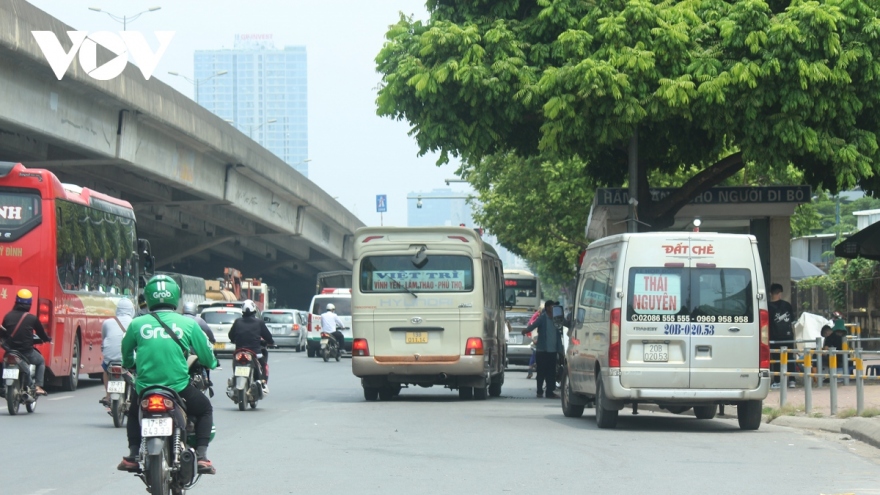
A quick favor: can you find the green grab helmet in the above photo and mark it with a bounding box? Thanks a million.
[144,274,181,311]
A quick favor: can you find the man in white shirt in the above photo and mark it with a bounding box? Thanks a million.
[320,303,345,352]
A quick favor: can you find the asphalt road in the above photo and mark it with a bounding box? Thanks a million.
[3,351,880,495]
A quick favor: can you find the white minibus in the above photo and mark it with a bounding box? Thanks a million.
[351,227,507,401]
[561,233,770,430]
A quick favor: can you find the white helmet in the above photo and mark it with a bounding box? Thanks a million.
[326,303,336,311]
[242,299,257,314]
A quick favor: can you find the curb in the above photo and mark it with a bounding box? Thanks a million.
[768,415,846,433]
[841,417,880,450]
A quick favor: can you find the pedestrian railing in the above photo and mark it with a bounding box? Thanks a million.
[770,332,880,415]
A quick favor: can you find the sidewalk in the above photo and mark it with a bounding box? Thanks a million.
[761,381,880,450]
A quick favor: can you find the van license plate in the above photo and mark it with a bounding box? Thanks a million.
[405,332,428,344]
[508,335,521,345]
[141,418,173,437]
[107,381,126,393]
[644,343,669,362]
[2,368,19,380]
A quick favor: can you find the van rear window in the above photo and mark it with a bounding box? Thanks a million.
[359,255,474,293]
[627,268,753,323]
[311,297,351,315]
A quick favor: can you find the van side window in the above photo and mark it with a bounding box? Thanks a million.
[580,269,612,323]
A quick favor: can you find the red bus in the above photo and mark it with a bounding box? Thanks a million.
[0,162,149,390]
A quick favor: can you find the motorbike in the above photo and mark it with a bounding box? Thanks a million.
[226,348,264,411]
[2,336,45,415]
[320,331,341,362]
[3,349,39,415]
[134,385,202,495]
[106,361,134,427]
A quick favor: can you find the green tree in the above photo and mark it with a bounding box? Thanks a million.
[377,0,880,233]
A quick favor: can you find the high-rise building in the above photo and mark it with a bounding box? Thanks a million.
[194,34,309,177]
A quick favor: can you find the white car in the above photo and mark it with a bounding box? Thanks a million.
[201,305,243,354]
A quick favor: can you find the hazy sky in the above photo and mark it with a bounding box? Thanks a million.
[26,0,472,227]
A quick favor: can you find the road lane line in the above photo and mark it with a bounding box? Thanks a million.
[47,395,72,401]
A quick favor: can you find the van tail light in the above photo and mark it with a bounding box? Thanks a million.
[142,394,174,412]
[465,337,484,356]
[352,338,370,356]
[609,308,621,368]
[38,298,52,329]
[293,324,300,331]
[759,309,770,369]
[308,313,312,331]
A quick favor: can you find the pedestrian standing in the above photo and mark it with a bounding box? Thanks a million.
[522,300,564,398]
[768,283,796,389]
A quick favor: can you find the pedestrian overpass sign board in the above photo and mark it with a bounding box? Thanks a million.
[376,195,387,213]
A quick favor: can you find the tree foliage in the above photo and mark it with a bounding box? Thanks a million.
[377,0,880,284]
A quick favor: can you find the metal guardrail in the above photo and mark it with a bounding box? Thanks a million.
[770,330,880,415]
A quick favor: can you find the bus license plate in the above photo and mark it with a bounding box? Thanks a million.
[234,366,251,377]
[405,332,428,344]
[2,368,19,380]
[141,418,173,437]
[107,381,126,393]
[644,343,669,362]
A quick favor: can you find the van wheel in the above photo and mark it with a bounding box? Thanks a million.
[664,406,691,415]
[595,380,618,429]
[474,381,489,400]
[363,387,379,401]
[488,377,502,397]
[561,374,584,418]
[458,387,473,400]
[378,387,394,401]
[307,347,315,358]
[737,400,763,430]
[694,405,717,420]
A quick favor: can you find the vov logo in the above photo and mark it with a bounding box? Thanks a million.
[31,31,174,81]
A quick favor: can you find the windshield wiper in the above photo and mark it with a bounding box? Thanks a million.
[391,280,418,299]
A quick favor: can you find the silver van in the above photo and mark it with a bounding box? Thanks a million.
[560,233,770,430]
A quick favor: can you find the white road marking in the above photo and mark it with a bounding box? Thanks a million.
[47,395,72,401]
[24,489,56,495]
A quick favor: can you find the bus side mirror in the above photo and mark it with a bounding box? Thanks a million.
[576,308,586,324]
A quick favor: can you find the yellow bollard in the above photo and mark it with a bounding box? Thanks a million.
[830,353,837,369]
[804,352,812,368]
[855,358,863,371]
[781,351,788,366]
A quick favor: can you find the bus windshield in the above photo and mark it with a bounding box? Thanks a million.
[359,255,474,293]
[503,274,540,309]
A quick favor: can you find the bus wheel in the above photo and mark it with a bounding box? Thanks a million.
[61,339,80,391]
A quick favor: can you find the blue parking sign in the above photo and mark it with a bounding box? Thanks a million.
[376,194,387,213]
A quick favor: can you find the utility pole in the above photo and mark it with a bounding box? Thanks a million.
[627,128,639,233]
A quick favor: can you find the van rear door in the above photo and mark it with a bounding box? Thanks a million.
[688,237,760,389]
[620,239,691,389]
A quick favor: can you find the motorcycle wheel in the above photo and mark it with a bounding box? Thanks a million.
[111,398,125,427]
[146,443,170,495]
[26,390,37,413]
[7,384,20,415]
[238,389,246,411]
[335,349,341,362]
[322,348,329,362]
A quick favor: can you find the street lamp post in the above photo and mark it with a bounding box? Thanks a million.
[167,70,228,101]
[247,119,277,140]
[88,6,161,31]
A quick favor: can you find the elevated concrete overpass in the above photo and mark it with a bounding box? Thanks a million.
[0,0,364,306]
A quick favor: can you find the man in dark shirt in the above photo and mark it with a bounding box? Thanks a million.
[228,300,275,393]
[522,300,564,398]
[768,283,796,389]
[0,289,52,395]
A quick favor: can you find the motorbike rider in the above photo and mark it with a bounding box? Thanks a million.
[228,299,274,394]
[0,289,52,396]
[320,303,345,354]
[100,298,136,407]
[183,301,217,384]
[117,275,218,475]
